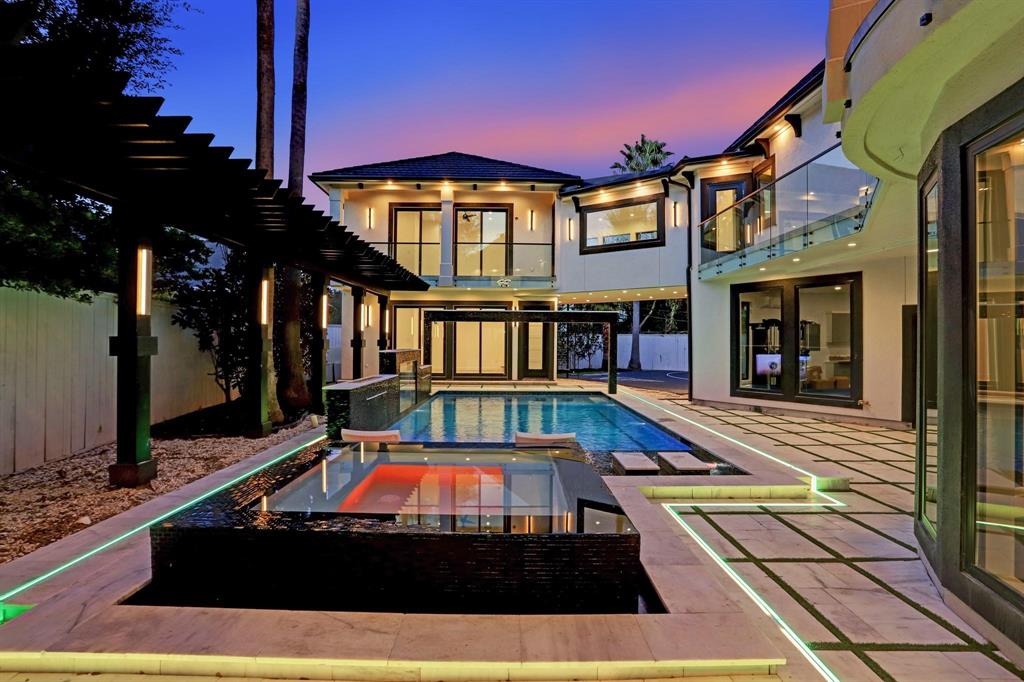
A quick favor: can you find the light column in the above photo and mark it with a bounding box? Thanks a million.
[246,260,274,436]
[310,272,329,414]
[109,210,158,487]
[439,184,454,286]
[351,286,365,379]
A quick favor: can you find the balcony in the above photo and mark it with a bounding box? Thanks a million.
[699,145,877,279]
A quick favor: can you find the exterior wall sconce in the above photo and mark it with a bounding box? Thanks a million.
[136,246,151,316]
[367,206,374,230]
[360,303,367,331]
[529,209,535,231]
[384,308,390,334]
[259,277,269,326]
[320,293,328,329]
[567,217,574,240]
[673,201,680,228]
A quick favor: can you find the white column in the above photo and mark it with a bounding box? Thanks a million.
[439,186,454,286]
[328,186,344,223]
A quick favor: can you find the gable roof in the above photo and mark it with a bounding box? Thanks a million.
[310,151,581,185]
[723,60,826,153]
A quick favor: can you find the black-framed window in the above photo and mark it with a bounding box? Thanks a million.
[579,194,665,254]
[700,174,751,254]
[967,114,1024,600]
[731,273,862,408]
[918,172,940,533]
[455,206,510,277]
[388,203,441,277]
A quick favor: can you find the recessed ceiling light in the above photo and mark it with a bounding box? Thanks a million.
[834,286,842,290]
[847,242,857,247]
[622,290,628,293]
[759,267,767,271]
[660,288,665,291]
[792,257,800,262]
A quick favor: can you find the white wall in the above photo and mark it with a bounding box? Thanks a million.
[555,183,689,293]
[0,289,229,475]
[566,334,689,372]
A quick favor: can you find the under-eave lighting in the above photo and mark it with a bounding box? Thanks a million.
[136,246,151,316]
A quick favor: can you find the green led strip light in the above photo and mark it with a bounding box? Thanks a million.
[665,505,841,682]
[978,520,1024,532]
[620,388,845,507]
[0,434,328,605]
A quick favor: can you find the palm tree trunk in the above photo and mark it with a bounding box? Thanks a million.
[255,0,283,423]
[628,300,642,370]
[277,0,312,411]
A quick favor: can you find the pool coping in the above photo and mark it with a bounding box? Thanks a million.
[0,389,823,680]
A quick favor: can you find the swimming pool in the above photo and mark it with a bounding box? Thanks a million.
[391,392,690,452]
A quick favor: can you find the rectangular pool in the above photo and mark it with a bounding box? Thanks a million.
[392,392,690,452]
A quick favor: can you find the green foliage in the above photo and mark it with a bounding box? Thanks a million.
[610,134,674,174]
[171,247,250,403]
[0,170,211,302]
[557,303,621,372]
[20,0,190,92]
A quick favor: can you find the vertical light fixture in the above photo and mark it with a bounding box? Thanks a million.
[360,303,367,331]
[529,209,535,231]
[136,246,151,316]
[259,277,269,325]
[367,206,374,230]
[384,309,389,334]
[367,304,373,328]
[320,292,328,329]
[567,217,574,241]
[672,201,680,228]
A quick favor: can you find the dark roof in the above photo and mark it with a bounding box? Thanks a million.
[723,60,826,153]
[310,151,581,185]
[0,43,427,293]
[559,165,673,196]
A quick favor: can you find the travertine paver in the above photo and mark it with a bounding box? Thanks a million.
[630,391,1024,681]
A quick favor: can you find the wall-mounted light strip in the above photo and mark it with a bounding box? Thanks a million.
[366,206,374,230]
[672,201,680,228]
[320,293,328,329]
[567,217,574,241]
[0,433,328,604]
[529,209,535,231]
[259,278,269,325]
[360,303,367,331]
[136,246,151,316]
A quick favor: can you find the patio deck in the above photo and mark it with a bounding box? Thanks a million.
[0,383,1020,681]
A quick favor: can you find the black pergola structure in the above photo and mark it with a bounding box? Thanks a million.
[0,39,427,486]
[422,309,620,393]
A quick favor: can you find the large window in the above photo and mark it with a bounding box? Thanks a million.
[919,175,940,531]
[732,274,861,407]
[390,204,441,277]
[454,306,508,377]
[971,120,1024,599]
[455,207,509,277]
[579,195,665,254]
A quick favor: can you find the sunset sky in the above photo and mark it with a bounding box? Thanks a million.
[159,0,828,206]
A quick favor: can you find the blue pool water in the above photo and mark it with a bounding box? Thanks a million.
[391,392,690,452]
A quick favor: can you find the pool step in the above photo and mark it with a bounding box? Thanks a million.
[611,452,660,475]
[657,451,716,475]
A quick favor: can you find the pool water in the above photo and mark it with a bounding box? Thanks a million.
[391,392,690,452]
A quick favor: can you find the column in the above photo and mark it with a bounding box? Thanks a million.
[439,185,454,286]
[607,323,617,394]
[310,272,329,414]
[328,186,343,223]
[246,260,274,436]
[109,209,158,487]
[378,294,390,351]
[351,286,365,379]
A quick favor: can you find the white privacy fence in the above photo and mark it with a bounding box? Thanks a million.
[562,333,689,372]
[0,288,229,475]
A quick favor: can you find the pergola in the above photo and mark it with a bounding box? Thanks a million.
[0,36,428,486]
[422,309,621,392]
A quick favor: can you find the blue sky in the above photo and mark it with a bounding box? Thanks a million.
[158,0,828,206]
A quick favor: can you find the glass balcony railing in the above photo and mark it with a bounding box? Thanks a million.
[699,145,878,278]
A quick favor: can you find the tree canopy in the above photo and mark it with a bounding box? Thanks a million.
[610,134,674,174]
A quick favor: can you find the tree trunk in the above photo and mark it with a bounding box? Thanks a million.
[256,0,274,175]
[628,300,642,370]
[277,0,312,411]
[255,0,284,423]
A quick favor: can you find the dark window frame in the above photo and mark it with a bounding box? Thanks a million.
[578,193,666,255]
[730,273,863,409]
[387,202,442,277]
[452,203,514,278]
[917,171,940,537]
[700,173,752,222]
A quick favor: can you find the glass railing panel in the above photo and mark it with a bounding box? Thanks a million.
[511,243,553,277]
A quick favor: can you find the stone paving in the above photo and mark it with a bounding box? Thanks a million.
[653,397,1023,682]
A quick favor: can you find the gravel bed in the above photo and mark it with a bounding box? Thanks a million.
[0,422,314,564]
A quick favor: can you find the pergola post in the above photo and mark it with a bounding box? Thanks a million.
[310,272,329,414]
[607,323,617,394]
[422,313,433,368]
[351,286,365,379]
[109,210,158,487]
[246,260,274,437]
[378,294,390,351]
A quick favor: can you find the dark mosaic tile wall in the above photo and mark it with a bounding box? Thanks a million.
[324,375,400,439]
